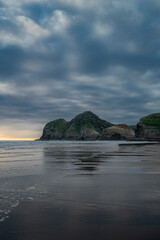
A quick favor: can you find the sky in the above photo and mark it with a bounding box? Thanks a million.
[0,0,160,139]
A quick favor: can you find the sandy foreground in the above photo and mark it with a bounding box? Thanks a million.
[0,141,160,240]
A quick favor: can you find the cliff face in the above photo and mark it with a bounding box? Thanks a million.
[40,119,68,140]
[101,124,135,140]
[136,113,160,140]
[65,128,100,140]
[40,111,112,140]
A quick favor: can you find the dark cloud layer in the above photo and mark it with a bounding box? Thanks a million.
[0,0,160,138]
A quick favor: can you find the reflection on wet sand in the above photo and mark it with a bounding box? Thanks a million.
[0,141,160,240]
[43,141,120,174]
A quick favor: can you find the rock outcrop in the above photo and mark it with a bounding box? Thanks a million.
[65,128,100,140]
[39,111,160,141]
[40,118,68,140]
[40,111,112,140]
[136,113,160,140]
[101,124,135,140]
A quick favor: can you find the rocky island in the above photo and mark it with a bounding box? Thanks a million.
[40,111,111,140]
[39,111,136,140]
[39,111,160,141]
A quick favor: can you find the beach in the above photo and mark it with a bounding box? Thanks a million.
[0,141,160,240]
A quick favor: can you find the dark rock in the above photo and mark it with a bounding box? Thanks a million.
[136,123,160,140]
[65,128,100,140]
[40,118,68,140]
[135,113,160,140]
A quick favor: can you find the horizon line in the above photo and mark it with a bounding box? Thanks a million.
[0,138,35,141]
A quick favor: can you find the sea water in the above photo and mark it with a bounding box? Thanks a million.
[0,140,120,222]
[0,140,160,240]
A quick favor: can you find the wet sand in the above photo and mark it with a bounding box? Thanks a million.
[0,141,160,240]
[1,199,160,240]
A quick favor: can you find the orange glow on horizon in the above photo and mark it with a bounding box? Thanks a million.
[0,137,35,141]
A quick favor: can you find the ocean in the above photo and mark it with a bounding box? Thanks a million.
[0,140,160,240]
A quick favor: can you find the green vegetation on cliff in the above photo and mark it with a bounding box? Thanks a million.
[141,113,160,129]
[40,111,113,140]
[39,112,160,140]
[45,118,68,132]
[67,111,112,133]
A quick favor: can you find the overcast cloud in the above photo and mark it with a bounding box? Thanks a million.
[0,0,160,139]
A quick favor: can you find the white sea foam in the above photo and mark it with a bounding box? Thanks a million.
[11,200,19,208]
[0,216,9,222]
[0,184,48,223]
[28,197,33,200]
[26,186,35,191]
